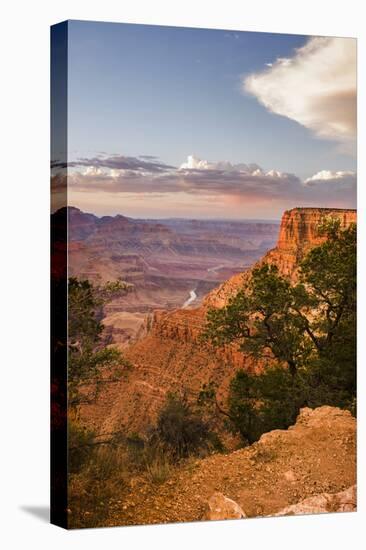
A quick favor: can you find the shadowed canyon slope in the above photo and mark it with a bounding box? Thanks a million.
[80,207,356,436]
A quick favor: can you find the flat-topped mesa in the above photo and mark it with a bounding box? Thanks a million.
[205,207,356,308]
[277,207,356,250]
[266,207,356,279]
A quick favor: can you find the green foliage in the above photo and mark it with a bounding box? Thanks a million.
[197,381,217,405]
[204,264,313,376]
[68,277,132,408]
[203,219,356,443]
[299,220,356,410]
[67,277,134,526]
[122,392,224,485]
[155,393,215,459]
[68,278,103,346]
[299,220,356,356]
[228,367,308,443]
[67,393,223,525]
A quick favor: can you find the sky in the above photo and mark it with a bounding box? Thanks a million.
[56,20,357,219]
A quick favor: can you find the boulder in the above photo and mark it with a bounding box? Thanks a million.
[275,485,356,516]
[205,492,246,521]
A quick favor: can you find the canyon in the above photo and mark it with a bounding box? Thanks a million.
[65,206,279,344]
[79,207,356,436]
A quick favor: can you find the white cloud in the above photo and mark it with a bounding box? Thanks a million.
[244,37,356,150]
[305,170,356,183]
[179,155,262,174]
[82,166,103,177]
[179,155,213,170]
[304,170,356,195]
[68,154,356,209]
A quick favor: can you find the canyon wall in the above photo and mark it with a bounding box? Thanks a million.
[266,207,356,277]
[205,207,356,308]
[80,207,356,435]
[66,207,279,320]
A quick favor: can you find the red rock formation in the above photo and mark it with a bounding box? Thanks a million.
[206,207,356,307]
[264,207,356,279]
[80,207,356,435]
[64,207,279,317]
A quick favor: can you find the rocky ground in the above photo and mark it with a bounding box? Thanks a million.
[105,406,356,527]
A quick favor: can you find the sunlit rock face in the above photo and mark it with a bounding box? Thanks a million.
[80,207,356,436]
[270,207,357,279]
[205,207,357,308]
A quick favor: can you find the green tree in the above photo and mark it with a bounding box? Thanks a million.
[297,221,356,409]
[67,277,134,526]
[204,263,313,376]
[203,220,356,442]
[226,367,310,443]
[68,277,132,408]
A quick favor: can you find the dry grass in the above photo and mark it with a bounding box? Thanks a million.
[145,455,172,484]
[68,437,174,527]
[68,446,129,529]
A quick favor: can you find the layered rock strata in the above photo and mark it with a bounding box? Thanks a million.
[80,208,356,435]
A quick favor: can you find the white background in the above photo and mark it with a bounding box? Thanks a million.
[1,1,365,548]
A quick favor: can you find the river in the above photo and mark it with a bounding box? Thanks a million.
[207,264,225,274]
[182,289,198,308]
[182,264,225,308]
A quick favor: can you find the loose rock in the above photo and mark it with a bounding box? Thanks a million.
[205,492,246,521]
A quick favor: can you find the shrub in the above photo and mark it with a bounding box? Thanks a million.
[68,421,96,473]
[145,453,172,484]
[155,393,213,459]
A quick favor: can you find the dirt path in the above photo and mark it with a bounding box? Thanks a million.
[106,406,356,527]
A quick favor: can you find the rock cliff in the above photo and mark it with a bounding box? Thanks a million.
[264,207,356,279]
[80,207,356,435]
[64,207,279,321]
[205,207,356,307]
